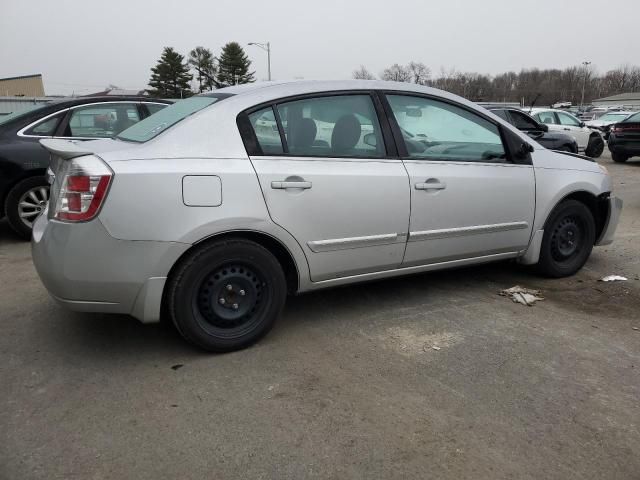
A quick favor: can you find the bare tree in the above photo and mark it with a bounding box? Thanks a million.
[381,63,412,82]
[352,65,375,80]
[407,62,431,85]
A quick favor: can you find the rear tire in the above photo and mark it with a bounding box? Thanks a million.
[537,200,595,278]
[167,239,287,352]
[4,176,50,240]
[611,152,628,163]
[585,135,604,158]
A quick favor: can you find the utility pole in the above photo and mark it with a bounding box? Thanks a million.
[248,42,272,81]
[581,61,591,109]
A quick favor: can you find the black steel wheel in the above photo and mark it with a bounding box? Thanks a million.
[537,200,595,278]
[168,239,287,352]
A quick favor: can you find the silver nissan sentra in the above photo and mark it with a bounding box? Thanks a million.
[32,80,622,352]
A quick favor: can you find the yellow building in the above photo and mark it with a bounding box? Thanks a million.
[0,74,45,97]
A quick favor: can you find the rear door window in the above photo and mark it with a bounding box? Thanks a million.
[23,111,66,136]
[275,95,385,158]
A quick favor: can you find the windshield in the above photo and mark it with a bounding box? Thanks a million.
[599,113,629,121]
[623,112,640,123]
[0,103,51,125]
[117,94,230,142]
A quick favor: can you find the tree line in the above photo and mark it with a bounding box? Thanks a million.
[147,42,255,98]
[354,63,640,106]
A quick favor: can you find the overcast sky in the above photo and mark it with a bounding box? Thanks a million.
[1,0,638,95]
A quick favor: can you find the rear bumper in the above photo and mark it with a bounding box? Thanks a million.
[595,196,623,246]
[31,211,189,323]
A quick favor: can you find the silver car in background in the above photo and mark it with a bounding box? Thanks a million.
[32,80,622,352]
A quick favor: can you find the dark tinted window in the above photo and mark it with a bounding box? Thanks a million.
[491,109,509,121]
[509,110,539,130]
[248,107,284,155]
[276,95,385,158]
[623,112,640,123]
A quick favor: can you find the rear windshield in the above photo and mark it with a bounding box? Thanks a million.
[623,112,640,123]
[117,94,231,142]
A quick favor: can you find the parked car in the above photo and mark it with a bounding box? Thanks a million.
[585,111,637,140]
[529,108,604,157]
[484,106,578,152]
[32,81,622,352]
[0,96,172,238]
[608,111,640,162]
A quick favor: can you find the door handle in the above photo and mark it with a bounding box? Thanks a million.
[563,128,571,131]
[271,180,312,190]
[415,180,446,190]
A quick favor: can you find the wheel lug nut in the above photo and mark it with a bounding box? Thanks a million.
[226,284,233,291]
[239,290,245,296]
[219,298,226,305]
[232,303,239,310]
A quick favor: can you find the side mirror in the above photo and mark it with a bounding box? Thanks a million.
[579,122,586,128]
[518,142,534,157]
[363,133,377,148]
[538,123,549,132]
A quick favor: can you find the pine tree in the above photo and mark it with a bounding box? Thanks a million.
[147,47,193,98]
[216,42,255,87]
[188,46,217,93]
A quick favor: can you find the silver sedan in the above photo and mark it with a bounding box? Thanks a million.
[32,80,622,351]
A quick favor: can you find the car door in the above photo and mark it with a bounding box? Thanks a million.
[54,102,142,140]
[556,111,589,150]
[244,93,410,282]
[383,93,535,266]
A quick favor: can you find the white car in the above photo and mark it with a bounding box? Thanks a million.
[530,108,604,157]
[32,80,622,352]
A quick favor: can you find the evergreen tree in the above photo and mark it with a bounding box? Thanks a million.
[147,47,193,98]
[216,42,255,87]
[188,46,217,93]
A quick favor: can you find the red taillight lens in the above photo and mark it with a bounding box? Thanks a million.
[53,156,112,222]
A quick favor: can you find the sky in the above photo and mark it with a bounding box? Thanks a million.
[1,0,639,96]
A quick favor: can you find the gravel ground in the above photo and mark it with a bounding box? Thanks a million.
[1,151,639,480]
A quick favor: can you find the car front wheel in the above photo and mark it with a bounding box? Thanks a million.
[5,176,50,239]
[585,135,604,158]
[537,200,595,278]
[167,239,287,352]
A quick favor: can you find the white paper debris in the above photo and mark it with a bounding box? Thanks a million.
[499,286,545,306]
[600,275,628,282]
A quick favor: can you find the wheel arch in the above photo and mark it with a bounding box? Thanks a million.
[167,229,301,296]
[545,190,609,244]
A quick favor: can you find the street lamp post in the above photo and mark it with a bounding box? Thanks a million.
[581,61,591,109]
[248,42,271,81]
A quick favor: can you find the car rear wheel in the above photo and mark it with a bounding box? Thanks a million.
[585,135,604,158]
[537,200,595,278]
[167,239,287,352]
[611,152,628,163]
[5,176,50,240]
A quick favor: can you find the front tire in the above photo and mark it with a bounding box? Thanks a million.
[5,176,50,240]
[585,135,604,158]
[167,239,287,352]
[537,200,595,278]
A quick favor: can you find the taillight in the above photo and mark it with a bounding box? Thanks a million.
[53,155,112,222]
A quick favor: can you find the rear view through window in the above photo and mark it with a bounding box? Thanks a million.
[117,94,229,142]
